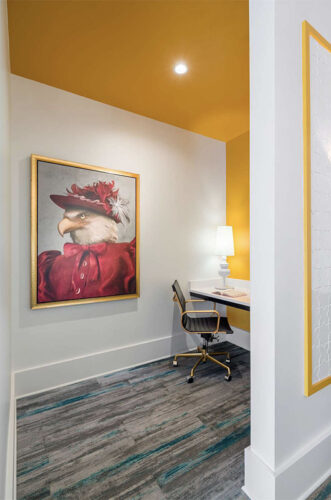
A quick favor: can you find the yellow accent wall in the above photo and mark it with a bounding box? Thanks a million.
[226,131,250,331]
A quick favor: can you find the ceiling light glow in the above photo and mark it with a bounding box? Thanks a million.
[174,62,188,75]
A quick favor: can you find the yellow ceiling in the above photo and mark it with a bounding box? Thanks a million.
[7,0,249,142]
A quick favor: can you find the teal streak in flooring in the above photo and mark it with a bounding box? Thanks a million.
[19,487,50,500]
[17,458,49,478]
[17,381,129,419]
[130,369,176,385]
[102,429,121,440]
[216,407,250,430]
[157,423,250,486]
[52,424,206,498]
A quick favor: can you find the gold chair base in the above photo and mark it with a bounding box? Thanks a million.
[173,348,231,380]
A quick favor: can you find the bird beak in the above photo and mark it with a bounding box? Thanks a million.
[58,217,82,237]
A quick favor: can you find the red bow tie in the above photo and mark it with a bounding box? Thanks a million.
[63,242,108,257]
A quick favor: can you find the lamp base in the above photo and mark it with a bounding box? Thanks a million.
[217,256,232,290]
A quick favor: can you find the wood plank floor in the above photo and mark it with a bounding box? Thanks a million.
[16,341,330,499]
[309,476,331,500]
[17,342,249,499]
[16,342,247,499]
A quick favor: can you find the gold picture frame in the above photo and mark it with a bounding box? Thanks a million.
[302,21,331,396]
[31,155,140,309]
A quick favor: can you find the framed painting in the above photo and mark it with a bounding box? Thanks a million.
[31,155,140,309]
[302,22,331,395]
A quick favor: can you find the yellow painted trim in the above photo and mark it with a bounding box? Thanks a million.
[31,154,140,309]
[302,22,331,396]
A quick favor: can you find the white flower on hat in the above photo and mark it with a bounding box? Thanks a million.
[107,196,130,225]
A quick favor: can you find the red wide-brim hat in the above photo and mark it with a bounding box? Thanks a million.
[49,181,129,224]
[50,194,108,216]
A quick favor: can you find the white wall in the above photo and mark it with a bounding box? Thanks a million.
[0,0,12,497]
[246,1,331,499]
[10,75,226,396]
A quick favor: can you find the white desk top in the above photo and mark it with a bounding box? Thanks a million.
[190,286,250,308]
[189,278,250,310]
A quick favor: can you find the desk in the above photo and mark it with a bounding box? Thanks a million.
[189,279,250,351]
[190,287,250,312]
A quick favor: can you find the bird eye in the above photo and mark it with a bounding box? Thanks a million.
[80,213,86,220]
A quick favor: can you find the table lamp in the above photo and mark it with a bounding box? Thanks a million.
[215,226,234,290]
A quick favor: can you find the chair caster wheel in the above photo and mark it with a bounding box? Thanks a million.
[187,376,194,383]
[225,374,232,381]
[226,358,231,364]
[173,360,178,367]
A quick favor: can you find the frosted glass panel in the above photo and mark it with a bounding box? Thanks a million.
[310,37,331,385]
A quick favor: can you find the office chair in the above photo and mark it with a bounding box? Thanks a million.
[172,280,233,383]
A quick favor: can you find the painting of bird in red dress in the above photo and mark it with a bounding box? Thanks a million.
[31,155,139,309]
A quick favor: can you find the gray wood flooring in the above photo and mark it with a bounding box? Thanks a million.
[17,341,250,499]
[16,341,330,499]
[308,476,331,500]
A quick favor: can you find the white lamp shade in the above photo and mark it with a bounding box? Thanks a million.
[215,226,234,256]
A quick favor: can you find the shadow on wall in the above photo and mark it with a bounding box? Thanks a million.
[19,295,138,329]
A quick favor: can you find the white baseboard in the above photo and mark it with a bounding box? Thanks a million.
[14,329,250,398]
[14,333,200,398]
[244,447,277,500]
[244,424,331,500]
[5,374,16,500]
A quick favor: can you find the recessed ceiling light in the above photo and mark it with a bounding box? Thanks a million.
[174,62,188,75]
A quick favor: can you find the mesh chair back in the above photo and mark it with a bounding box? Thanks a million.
[172,280,186,312]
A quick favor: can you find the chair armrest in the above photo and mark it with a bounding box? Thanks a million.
[185,298,206,303]
[182,309,220,333]
[183,309,219,316]
[186,299,217,310]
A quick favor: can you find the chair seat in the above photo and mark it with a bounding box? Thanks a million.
[183,315,233,334]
